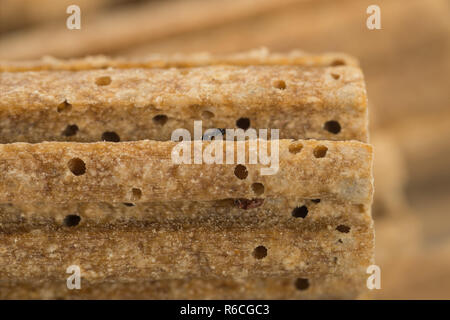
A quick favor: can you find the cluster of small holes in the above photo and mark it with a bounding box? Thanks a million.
[62,124,79,137]
[101,131,120,142]
[68,158,86,176]
[234,164,248,180]
[63,214,81,227]
[153,114,168,126]
[57,100,72,113]
[294,278,310,291]
[272,80,286,90]
[253,246,267,259]
[131,188,142,201]
[288,142,303,154]
[324,120,341,134]
[313,145,328,158]
[336,225,351,233]
[236,118,250,130]
[251,182,265,196]
[95,76,112,86]
[292,205,308,219]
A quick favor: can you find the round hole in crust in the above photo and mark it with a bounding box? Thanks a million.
[131,188,142,201]
[273,79,286,90]
[251,183,265,196]
[313,145,328,158]
[68,158,86,176]
[324,120,341,134]
[101,131,120,142]
[236,117,250,130]
[330,59,346,66]
[201,110,215,119]
[63,214,81,227]
[153,114,168,126]
[57,100,72,113]
[331,73,340,80]
[252,246,267,259]
[288,142,303,154]
[292,205,308,218]
[95,76,112,86]
[234,164,248,180]
[123,203,135,207]
[336,225,351,233]
[62,124,79,137]
[294,278,310,291]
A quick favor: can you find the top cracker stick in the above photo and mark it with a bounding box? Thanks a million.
[0,48,359,72]
[0,139,373,204]
[0,0,304,60]
[0,65,368,143]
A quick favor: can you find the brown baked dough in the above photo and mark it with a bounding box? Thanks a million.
[0,139,373,203]
[0,65,368,143]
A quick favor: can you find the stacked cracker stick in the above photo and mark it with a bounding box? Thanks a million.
[0,50,374,299]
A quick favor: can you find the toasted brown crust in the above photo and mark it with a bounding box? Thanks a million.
[0,49,359,72]
[0,198,366,227]
[0,203,374,283]
[0,276,369,300]
[0,65,368,143]
[0,139,373,203]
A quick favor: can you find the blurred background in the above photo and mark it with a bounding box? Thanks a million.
[1,0,449,299]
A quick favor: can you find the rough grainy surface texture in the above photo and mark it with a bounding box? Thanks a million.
[0,48,359,72]
[0,139,373,203]
[0,65,368,143]
[0,198,366,228]
[0,275,369,300]
[0,203,374,283]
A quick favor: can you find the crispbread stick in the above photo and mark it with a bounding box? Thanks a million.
[0,48,359,72]
[0,139,373,203]
[0,0,304,60]
[0,206,374,282]
[372,133,409,218]
[0,275,368,300]
[0,198,366,228]
[0,65,368,143]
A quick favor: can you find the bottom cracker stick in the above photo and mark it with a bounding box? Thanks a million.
[0,274,368,300]
[0,203,374,282]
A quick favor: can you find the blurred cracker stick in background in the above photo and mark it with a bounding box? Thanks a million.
[372,133,409,218]
[0,65,368,143]
[0,48,359,72]
[123,0,449,127]
[384,110,450,188]
[369,238,450,300]
[0,0,110,33]
[0,0,305,60]
[0,207,374,289]
[0,140,374,204]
